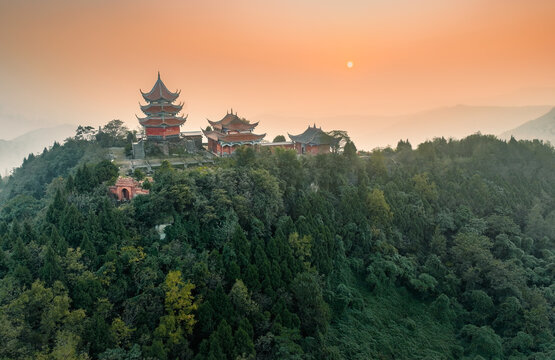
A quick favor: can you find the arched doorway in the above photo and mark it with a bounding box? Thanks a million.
[121,188,130,201]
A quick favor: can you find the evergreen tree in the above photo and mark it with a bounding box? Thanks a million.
[46,189,66,226]
[79,232,97,266]
[39,245,62,285]
[50,226,68,256]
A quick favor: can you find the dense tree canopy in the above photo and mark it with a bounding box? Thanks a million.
[0,128,553,359]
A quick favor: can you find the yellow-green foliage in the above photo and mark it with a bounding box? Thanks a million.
[157,271,199,343]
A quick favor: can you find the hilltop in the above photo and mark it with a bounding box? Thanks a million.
[0,124,75,175]
[0,126,553,359]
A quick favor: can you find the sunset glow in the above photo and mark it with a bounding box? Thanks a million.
[0,0,554,149]
[0,5,553,354]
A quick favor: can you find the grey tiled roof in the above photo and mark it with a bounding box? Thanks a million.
[289,125,337,145]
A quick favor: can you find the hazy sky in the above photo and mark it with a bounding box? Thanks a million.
[1,0,554,144]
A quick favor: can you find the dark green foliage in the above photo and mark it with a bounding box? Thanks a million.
[96,119,129,147]
[273,135,286,143]
[39,245,62,285]
[292,272,331,336]
[460,325,503,359]
[343,140,357,158]
[133,168,145,181]
[0,130,553,359]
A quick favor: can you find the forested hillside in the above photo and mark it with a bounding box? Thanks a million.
[0,131,553,360]
[0,124,75,176]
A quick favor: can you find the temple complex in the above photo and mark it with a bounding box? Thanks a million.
[137,73,187,141]
[288,125,337,154]
[130,73,345,158]
[203,110,266,156]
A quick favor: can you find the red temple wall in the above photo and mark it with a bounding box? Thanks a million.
[208,138,329,156]
[223,145,233,155]
[207,139,224,155]
[146,126,180,138]
[293,143,330,155]
[309,144,330,154]
[208,140,260,156]
[262,143,295,153]
[109,183,149,201]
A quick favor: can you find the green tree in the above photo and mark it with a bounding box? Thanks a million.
[40,245,63,286]
[273,135,286,143]
[46,190,66,226]
[229,279,258,316]
[74,125,97,141]
[234,326,255,359]
[288,232,312,270]
[291,272,330,336]
[132,168,145,181]
[366,188,393,231]
[216,319,234,357]
[96,119,128,147]
[153,270,199,354]
[463,290,494,325]
[343,140,357,158]
[460,325,503,359]
[1,281,86,358]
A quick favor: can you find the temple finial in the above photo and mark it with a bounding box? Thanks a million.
[157,71,160,80]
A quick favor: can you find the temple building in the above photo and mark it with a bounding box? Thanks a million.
[109,177,149,201]
[288,124,337,154]
[203,110,265,156]
[137,72,187,141]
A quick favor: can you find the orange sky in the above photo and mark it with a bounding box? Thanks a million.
[0,0,554,147]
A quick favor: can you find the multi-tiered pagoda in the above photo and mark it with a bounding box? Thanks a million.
[203,110,265,156]
[137,72,187,140]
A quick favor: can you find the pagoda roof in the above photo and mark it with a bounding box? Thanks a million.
[114,177,141,187]
[137,115,187,127]
[140,72,180,102]
[140,102,183,115]
[202,129,265,144]
[288,125,337,145]
[208,111,259,131]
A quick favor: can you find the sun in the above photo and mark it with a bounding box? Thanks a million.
[346,61,354,69]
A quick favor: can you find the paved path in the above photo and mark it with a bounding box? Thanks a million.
[108,147,215,175]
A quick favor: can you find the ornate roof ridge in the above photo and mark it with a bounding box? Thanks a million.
[203,129,266,143]
[136,114,188,125]
[140,72,180,102]
[140,102,184,114]
[289,125,333,145]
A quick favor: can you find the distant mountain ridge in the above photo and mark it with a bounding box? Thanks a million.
[258,105,552,150]
[499,108,555,144]
[373,105,553,147]
[1,105,552,174]
[0,124,75,176]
